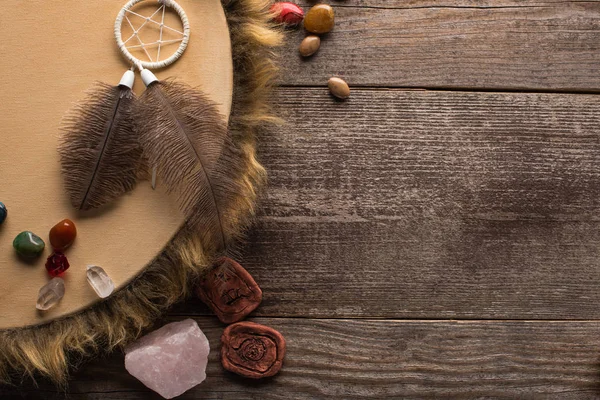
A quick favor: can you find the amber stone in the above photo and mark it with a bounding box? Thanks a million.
[49,219,77,251]
[304,4,335,34]
[221,322,286,379]
[328,77,350,99]
[196,257,262,324]
[299,35,321,57]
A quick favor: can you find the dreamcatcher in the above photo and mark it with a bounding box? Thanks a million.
[60,0,241,255]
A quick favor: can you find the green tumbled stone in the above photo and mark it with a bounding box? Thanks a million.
[13,231,45,258]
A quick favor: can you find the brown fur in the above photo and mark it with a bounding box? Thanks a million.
[0,0,282,386]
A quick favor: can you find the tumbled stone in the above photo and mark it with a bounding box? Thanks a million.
[0,202,6,224]
[125,319,210,399]
[36,277,65,311]
[270,2,304,26]
[304,4,335,34]
[328,77,350,99]
[49,218,77,251]
[221,322,286,379]
[299,35,321,57]
[196,257,262,324]
[13,231,45,258]
[86,265,114,298]
[45,252,70,277]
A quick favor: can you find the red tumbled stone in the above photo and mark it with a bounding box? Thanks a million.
[196,258,262,324]
[221,322,286,379]
[270,2,304,26]
[45,252,70,277]
[49,218,77,251]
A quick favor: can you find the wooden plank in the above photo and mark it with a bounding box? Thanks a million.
[172,88,600,320]
[280,1,600,91]
[4,318,600,398]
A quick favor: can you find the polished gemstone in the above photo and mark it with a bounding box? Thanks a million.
[328,77,350,99]
[304,4,335,34]
[13,231,45,258]
[45,252,70,277]
[221,322,286,379]
[270,2,304,26]
[0,202,6,224]
[299,35,321,57]
[125,319,210,399]
[36,277,65,311]
[86,265,114,298]
[49,218,77,251]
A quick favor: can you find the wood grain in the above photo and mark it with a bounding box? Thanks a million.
[169,88,600,320]
[3,318,600,399]
[4,1,600,397]
[281,1,600,91]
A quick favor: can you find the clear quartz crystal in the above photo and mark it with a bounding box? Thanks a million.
[86,265,115,298]
[36,277,65,311]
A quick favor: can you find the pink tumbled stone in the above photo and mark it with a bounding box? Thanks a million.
[124,319,210,399]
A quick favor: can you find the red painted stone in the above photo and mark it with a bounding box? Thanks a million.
[270,2,304,26]
[196,258,262,324]
[49,219,77,251]
[221,322,286,379]
[45,252,70,277]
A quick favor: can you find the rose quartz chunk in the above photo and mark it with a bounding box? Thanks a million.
[124,319,210,399]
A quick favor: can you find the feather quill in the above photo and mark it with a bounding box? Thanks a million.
[136,79,244,254]
[59,80,142,211]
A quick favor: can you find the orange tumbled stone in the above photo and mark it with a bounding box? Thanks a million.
[49,219,77,251]
[304,4,335,34]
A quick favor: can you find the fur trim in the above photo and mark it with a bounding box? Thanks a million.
[0,0,282,386]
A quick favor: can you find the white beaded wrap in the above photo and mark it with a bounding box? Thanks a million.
[114,0,190,70]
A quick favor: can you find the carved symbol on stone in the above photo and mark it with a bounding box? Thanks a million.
[196,258,262,324]
[220,322,286,379]
[240,338,267,362]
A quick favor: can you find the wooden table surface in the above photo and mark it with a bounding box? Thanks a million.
[6,0,600,398]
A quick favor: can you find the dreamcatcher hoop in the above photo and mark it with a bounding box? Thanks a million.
[114,0,190,70]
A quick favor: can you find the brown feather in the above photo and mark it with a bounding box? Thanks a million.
[136,80,244,253]
[59,83,142,211]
